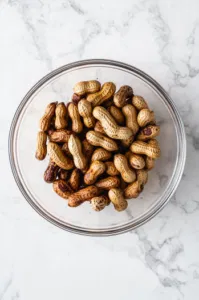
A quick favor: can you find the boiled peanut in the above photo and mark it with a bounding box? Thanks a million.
[87,82,116,107]
[35,131,47,160]
[94,121,106,134]
[137,125,160,141]
[39,102,57,131]
[47,142,74,170]
[53,180,73,199]
[44,160,59,183]
[145,139,159,170]
[124,181,141,199]
[68,103,83,133]
[108,188,128,212]
[137,169,148,185]
[74,80,101,96]
[68,134,87,170]
[95,176,120,190]
[105,161,120,176]
[84,161,106,185]
[137,109,155,127]
[130,140,160,159]
[82,139,94,159]
[69,169,81,191]
[55,102,68,129]
[113,85,133,108]
[91,196,110,211]
[122,104,139,135]
[78,99,95,128]
[86,131,118,152]
[37,80,161,213]
[91,148,112,162]
[93,106,133,140]
[114,154,136,183]
[132,95,148,110]
[49,129,72,143]
[145,156,155,170]
[124,169,148,199]
[68,186,99,207]
[128,153,145,169]
[57,168,69,180]
[62,142,72,158]
[108,105,125,125]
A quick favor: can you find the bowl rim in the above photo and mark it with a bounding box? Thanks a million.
[8,59,186,236]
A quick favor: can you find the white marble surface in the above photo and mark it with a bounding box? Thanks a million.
[1,0,199,299]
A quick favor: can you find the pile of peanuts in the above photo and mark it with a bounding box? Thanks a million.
[35,81,160,212]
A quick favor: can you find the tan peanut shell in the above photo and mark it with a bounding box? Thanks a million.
[74,80,101,96]
[94,121,106,134]
[130,140,160,159]
[68,103,83,133]
[113,85,133,108]
[108,106,125,125]
[84,161,106,185]
[44,160,59,183]
[95,176,120,190]
[53,180,73,199]
[128,154,145,169]
[68,134,87,170]
[114,154,136,183]
[49,129,72,143]
[145,139,159,170]
[93,106,133,140]
[55,102,68,129]
[137,169,148,185]
[137,109,155,127]
[47,142,74,170]
[105,161,120,176]
[108,188,128,211]
[35,131,47,160]
[68,186,99,207]
[78,99,95,128]
[82,139,94,159]
[87,82,116,107]
[86,131,118,152]
[39,102,57,131]
[145,156,155,170]
[122,104,139,135]
[91,196,110,211]
[132,95,148,110]
[124,181,141,199]
[137,125,160,141]
[124,169,148,199]
[91,148,112,162]
[69,169,81,191]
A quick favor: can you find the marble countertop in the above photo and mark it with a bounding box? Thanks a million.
[1,0,199,299]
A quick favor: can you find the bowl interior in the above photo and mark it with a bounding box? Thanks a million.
[10,61,185,235]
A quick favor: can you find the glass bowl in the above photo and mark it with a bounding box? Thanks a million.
[9,59,186,236]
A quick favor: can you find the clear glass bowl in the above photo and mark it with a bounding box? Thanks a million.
[9,59,186,236]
